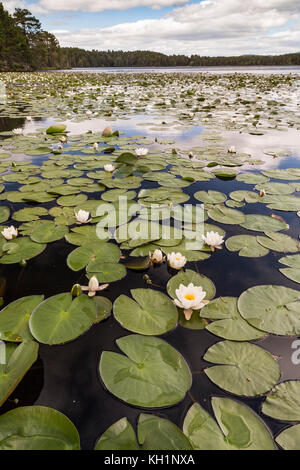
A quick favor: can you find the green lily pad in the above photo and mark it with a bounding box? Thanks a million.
[194,190,227,204]
[208,206,245,225]
[0,341,39,407]
[167,269,216,301]
[99,334,192,408]
[204,340,280,396]
[0,207,10,224]
[12,207,48,222]
[238,285,300,335]
[201,297,265,340]
[30,222,68,243]
[257,232,300,253]
[183,398,275,450]
[46,124,67,135]
[0,237,46,264]
[95,414,192,451]
[113,289,178,335]
[0,406,80,450]
[226,235,269,258]
[276,425,300,450]
[29,293,97,345]
[67,242,121,272]
[262,381,300,421]
[240,214,288,232]
[0,295,44,342]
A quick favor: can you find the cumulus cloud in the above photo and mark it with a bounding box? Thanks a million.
[3,0,300,55]
[49,0,300,55]
[2,0,190,14]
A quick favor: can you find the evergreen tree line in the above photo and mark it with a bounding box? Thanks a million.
[1,2,300,71]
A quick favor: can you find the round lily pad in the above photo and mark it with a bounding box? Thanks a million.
[201,297,265,340]
[226,235,269,258]
[67,242,121,272]
[99,334,192,408]
[208,206,245,225]
[204,340,280,396]
[262,381,300,422]
[0,406,80,450]
[194,190,227,204]
[167,269,215,301]
[0,341,39,408]
[29,293,98,345]
[257,232,300,253]
[30,222,68,243]
[0,295,44,342]
[0,237,46,264]
[113,289,178,335]
[240,214,288,232]
[238,285,300,335]
[183,398,275,450]
[276,425,300,450]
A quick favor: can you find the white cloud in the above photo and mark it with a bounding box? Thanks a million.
[3,0,300,55]
[50,0,300,55]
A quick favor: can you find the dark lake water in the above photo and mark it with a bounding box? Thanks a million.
[0,110,299,450]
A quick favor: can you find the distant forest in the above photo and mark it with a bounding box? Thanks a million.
[1,2,300,71]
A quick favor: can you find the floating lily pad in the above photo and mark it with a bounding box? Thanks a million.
[226,235,269,258]
[167,269,216,301]
[46,124,67,135]
[262,381,300,422]
[99,334,192,408]
[0,237,46,264]
[0,295,44,342]
[194,190,227,204]
[30,222,68,243]
[240,214,288,232]
[183,398,275,450]
[113,289,178,335]
[29,293,98,345]
[257,232,300,253]
[276,425,300,450]
[238,285,300,335]
[67,242,121,272]
[204,340,280,396]
[0,341,39,407]
[201,297,265,340]
[0,406,80,450]
[0,207,10,224]
[208,206,245,225]
[12,207,48,222]
[95,414,192,450]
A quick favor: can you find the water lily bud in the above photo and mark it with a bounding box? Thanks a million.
[102,126,113,137]
[19,259,27,268]
[71,284,82,297]
[172,148,177,155]
[143,274,150,281]
[11,162,17,168]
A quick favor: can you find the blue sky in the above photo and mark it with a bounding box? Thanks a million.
[3,0,300,55]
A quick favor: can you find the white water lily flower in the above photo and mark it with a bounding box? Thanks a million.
[228,146,236,153]
[60,136,67,143]
[104,164,115,173]
[174,283,209,321]
[81,276,109,298]
[202,231,224,251]
[12,128,23,136]
[167,252,187,270]
[26,116,32,121]
[93,142,99,150]
[149,249,164,265]
[2,226,18,240]
[75,209,90,224]
[135,147,148,157]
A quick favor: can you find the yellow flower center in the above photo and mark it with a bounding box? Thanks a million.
[184,294,195,301]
